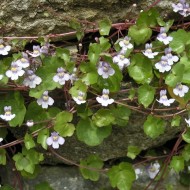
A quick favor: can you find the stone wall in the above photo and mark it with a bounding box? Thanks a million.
[0,0,174,37]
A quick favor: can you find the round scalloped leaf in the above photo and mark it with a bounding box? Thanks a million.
[138,84,155,108]
[128,25,152,45]
[24,133,36,150]
[76,118,112,146]
[80,155,103,181]
[92,109,115,127]
[98,18,111,36]
[128,54,153,84]
[108,162,136,190]
[182,129,190,143]
[170,156,184,173]
[143,115,166,139]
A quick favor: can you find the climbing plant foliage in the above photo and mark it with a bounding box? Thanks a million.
[1,1,190,189]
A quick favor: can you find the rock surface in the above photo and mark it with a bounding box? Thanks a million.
[0,0,174,37]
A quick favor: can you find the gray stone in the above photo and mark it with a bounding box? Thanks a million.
[0,0,175,37]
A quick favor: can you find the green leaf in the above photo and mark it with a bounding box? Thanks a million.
[138,84,155,108]
[128,54,153,84]
[54,111,75,137]
[99,36,111,51]
[143,115,166,138]
[76,118,112,146]
[182,144,190,161]
[170,156,184,173]
[182,128,190,143]
[77,104,93,119]
[56,48,70,63]
[98,18,111,36]
[169,29,190,54]
[80,155,103,181]
[92,109,115,127]
[0,149,6,165]
[88,43,101,64]
[110,105,131,127]
[35,182,54,190]
[37,129,49,149]
[171,116,181,127]
[0,185,16,190]
[24,133,36,150]
[127,145,141,159]
[0,92,26,127]
[69,19,84,40]
[108,162,136,190]
[128,25,152,45]
[165,63,185,87]
[82,71,98,85]
[136,8,160,27]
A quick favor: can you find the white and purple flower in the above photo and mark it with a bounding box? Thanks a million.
[28,45,41,57]
[73,91,86,105]
[135,168,142,180]
[172,0,190,17]
[147,162,160,179]
[0,39,11,55]
[96,89,114,107]
[37,91,54,109]
[173,83,189,97]
[142,43,159,59]
[0,106,15,121]
[157,90,175,106]
[46,132,65,149]
[23,70,42,88]
[53,67,70,85]
[0,137,3,142]
[157,27,173,45]
[119,36,133,53]
[164,48,179,65]
[26,120,34,127]
[97,61,115,79]
[155,56,171,73]
[16,52,30,68]
[185,118,190,127]
[0,75,3,80]
[6,61,25,80]
[113,53,130,70]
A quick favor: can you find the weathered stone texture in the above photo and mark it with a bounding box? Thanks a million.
[0,0,173,37]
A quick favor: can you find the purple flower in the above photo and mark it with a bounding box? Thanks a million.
[142,43,159,59]
[173,83,189,97]
[28,45,41,57]
[113,53,130,70]
[119,36,133,53]
[23,70,42,88]
[147,162,160,179]
[37,91,54,109]
[16,52,30,68]
[53,67,70,85]
[164,48,179,65]
[157,27,173,45]
[97,61,115,79]
[73,91,86,105]
[155,56,171,73]
[6,61,25,80]
[46,132,65,149]
[172,0,190,17]
[96,89,114,106]
[0,39,11,55]
[40,43,50,54]
[157,90,175,106]
[0,106,15,121]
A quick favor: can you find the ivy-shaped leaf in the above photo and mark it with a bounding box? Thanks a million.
[80,155,103,181]
[128,25,152,45]
[76,118,112,146]
[54,111,75,137]
[92,109,115,127]
[127,145,141,159]
[128,54,153,84]
[170,156,184,173]
[138,84,155,108]
[24,133,36,150]
[143,115,166,139]
[98,18,112,36]
[108,162,136,190]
